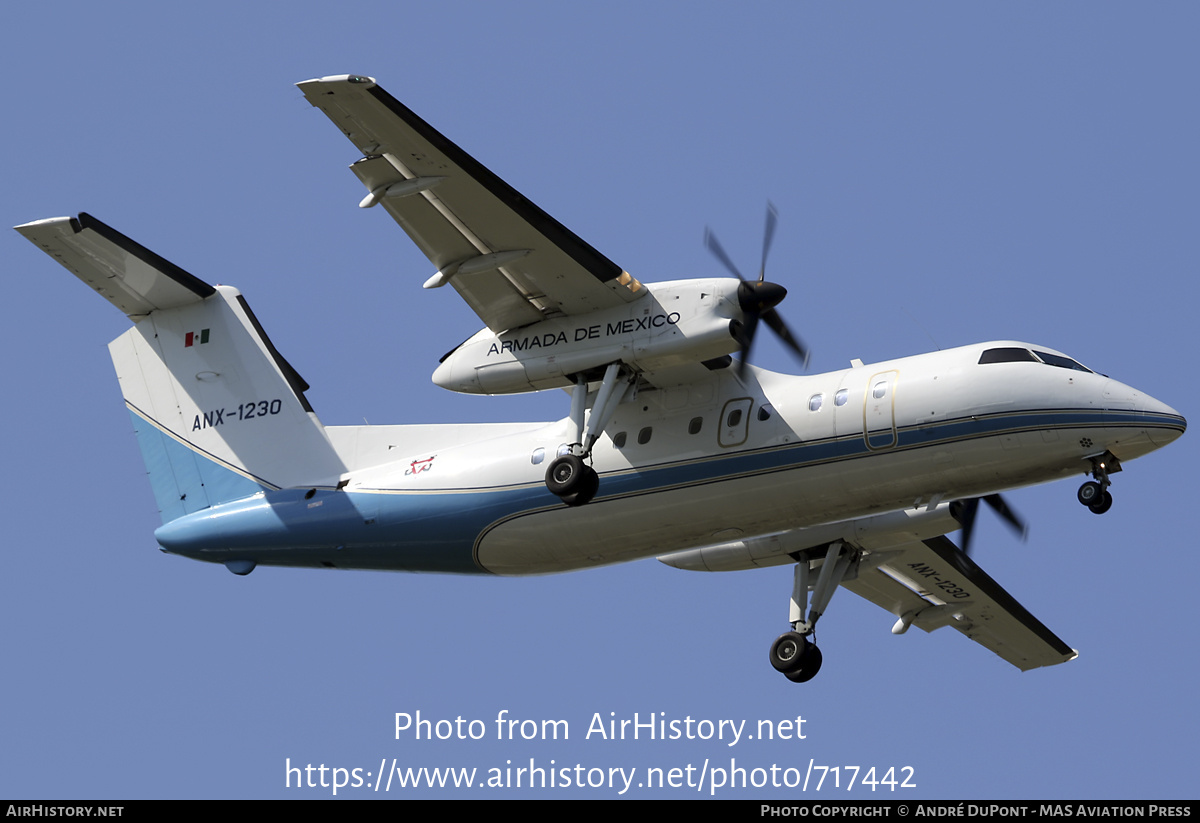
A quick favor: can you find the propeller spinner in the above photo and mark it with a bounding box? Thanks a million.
[704,202,810,376]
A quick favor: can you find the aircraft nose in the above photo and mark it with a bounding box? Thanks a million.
[1099,378,1185,452]
[1139,392,1186,448]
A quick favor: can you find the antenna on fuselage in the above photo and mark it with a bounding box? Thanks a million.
[900,305,943,352]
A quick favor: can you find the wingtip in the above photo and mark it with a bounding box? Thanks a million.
[14,216,72,232]
[295,74,377,89]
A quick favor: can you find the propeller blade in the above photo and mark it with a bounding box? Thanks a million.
[956,498,981,556]
[952,493,1027,556]
[704,227,748,283]
[760,201,778,283]
[735,311,761,379]
[762,308,810,370]
[982,494,1029,541]
[706,202,811,377]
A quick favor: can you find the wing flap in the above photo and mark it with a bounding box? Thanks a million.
[843,536,1077,671]
[348,154,545,330]
[297,75,645,332]
[16,213,215,319]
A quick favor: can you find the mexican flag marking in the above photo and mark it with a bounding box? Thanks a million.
[185,329,210,347]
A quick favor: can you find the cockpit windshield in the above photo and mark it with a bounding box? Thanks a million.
[978,347,1038,365]
[978,347,1094,373]
[1032,350,1093,373]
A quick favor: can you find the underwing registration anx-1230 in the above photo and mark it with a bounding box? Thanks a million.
[17,74,1185,683]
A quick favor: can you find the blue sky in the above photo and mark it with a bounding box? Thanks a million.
[3,2,1196,799]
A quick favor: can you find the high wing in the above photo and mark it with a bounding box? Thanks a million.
[844,536,1077,671]
[296,74,646,333]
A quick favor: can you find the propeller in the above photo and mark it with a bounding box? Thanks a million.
[950,494,1029,557]
[704,201,810,377]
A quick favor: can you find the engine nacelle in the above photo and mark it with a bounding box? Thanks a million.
[658,504,963,572]
[432,279,741,394]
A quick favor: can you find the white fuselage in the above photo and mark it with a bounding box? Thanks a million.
[154,340,1184,576]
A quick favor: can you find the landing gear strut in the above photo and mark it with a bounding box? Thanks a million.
[1078,452,1120,515]
[770,541,854,683]
[544,365,634,506]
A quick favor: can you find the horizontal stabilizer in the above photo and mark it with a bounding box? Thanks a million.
[15,213,215,320]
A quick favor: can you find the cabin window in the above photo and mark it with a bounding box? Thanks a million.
[809,394,823,411]
[638,427,653,445]
[758,405,773,421]
[557,443,571,456]
[979,347,1037,365]
[835,389,848,406]
[872,382,888,400]
[688,416,703,434]
[531,447,545,465]
[726,409,743,428]
[613,431,627,448]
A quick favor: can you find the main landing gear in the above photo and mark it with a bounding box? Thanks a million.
[1078,451,1121,515]
[544,364,635,507]
[769,541,855,684]
[545,454,599,507]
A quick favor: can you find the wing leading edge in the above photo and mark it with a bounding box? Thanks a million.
[297,74,646,333]
[843,536,1077,671]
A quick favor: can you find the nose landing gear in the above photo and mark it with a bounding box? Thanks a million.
[1077,481,1111,514]
[1078,452,1121,515]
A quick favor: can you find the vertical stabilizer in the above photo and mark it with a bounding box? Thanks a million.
[16,214,346,522]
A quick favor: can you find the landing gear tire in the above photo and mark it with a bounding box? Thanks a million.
[770,632,822,682]
[560,466,599,507]
[769,631,816,674]
[1077,481,1102,507]
[784,646,823,682]
[546,454,586,497]
[1089,490,1113,515]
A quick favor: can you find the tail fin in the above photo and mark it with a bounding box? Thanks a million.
[17,213,346,523]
